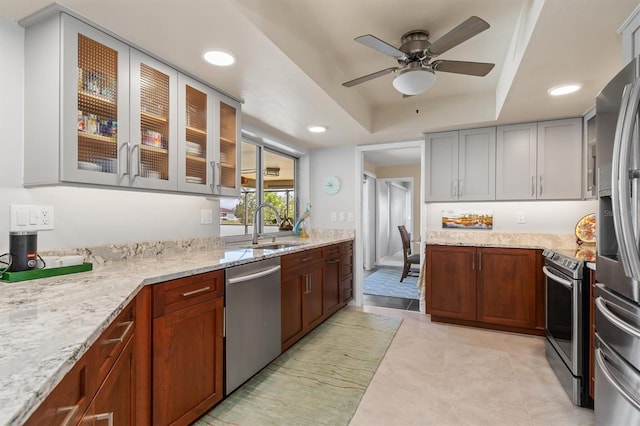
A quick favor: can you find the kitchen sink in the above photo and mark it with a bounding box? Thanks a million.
[242,242,303,250]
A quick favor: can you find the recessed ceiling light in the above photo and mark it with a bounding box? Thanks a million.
[548,83,582,96]
[308,125,327,133]
[203,49,235,66]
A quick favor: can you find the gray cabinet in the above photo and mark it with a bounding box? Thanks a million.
[496,118,582,200]
[583,107,597,199]
[620,5,640,65]
[425,127,496,202]
[22,10,240,196]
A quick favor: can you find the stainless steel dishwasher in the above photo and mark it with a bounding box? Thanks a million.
[225,257,282,395]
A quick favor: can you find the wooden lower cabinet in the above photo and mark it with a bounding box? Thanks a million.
[80,333,136,425]
[281,255,324,351]
[427,244,543,335]
[152,271,224,426]
[477,248,537,329]
[324,245,342,316]
[340,241,354,304]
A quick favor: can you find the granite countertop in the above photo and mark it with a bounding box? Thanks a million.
[0,233,353,426]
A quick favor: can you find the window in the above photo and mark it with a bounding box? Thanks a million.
[220,138,297,238]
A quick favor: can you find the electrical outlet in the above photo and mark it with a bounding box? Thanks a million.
[330,212,337,221]
[338,211,345,221]
[200,209,213,224]
[516,211,526,224]
[347,212,354,222]
[39,206,54,230]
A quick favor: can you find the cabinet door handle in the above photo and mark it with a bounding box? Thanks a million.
[531,176,535,197]
[56,405,79,426]
[118,142,129,176]
[181,286,211,297]
[478,252,482,271]
[216,162,222,192]
[451,179,457,197]
[327,259,340,264]
[471,254,475,270]
[539,175,544,196]
[459,179,463,197]
[209,161,216,192]
[93,412,114,426]
[131,144,141,178]
[101,320,133,345]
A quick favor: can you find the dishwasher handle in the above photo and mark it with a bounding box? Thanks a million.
[227,265,281,284]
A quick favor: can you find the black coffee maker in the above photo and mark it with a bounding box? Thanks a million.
[9,231,38,272]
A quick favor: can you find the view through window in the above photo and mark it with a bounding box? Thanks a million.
[220,140,297,237]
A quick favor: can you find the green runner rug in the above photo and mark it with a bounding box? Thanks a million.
[195,309,402,426]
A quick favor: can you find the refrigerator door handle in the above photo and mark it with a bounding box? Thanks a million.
[612,82,639,279]
[596,296,640,339]
[595,346,640,412]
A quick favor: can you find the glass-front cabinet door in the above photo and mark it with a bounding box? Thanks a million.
[177,74,215,193]
[61,14,130,186]
[130,49,178,190]
[216,96,241,197]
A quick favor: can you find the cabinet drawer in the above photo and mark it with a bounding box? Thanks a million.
[281,248,323,271]
[323,244,341,259]
[153,270,224,318]
[89,301,136,394]
[24,354,90,426]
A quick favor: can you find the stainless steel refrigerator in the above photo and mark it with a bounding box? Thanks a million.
[596,55,640,424]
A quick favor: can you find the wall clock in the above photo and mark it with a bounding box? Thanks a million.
[322,175,341,195]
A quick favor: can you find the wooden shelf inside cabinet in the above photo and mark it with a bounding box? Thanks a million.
[78,131,117,145]
[140,144,168,155]
[220,136,236,146]
[186,154,207,163]
[79,90,117,107]
[186,126,207,137]
[141,111,168,124]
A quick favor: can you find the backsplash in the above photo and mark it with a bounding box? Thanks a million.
[427,230,578,249]
[39,229,355,265]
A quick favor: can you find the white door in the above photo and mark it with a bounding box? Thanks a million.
[362,173,376,271]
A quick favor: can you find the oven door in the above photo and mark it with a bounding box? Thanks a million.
[544,263,579,374]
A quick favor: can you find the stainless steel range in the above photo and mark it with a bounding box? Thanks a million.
[542,249,592,407]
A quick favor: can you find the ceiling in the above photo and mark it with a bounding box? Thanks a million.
[1,0,639,159]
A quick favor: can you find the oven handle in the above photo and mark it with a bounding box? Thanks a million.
[595,346,640,412]
[596,296,640,339]
[542,266,573,290]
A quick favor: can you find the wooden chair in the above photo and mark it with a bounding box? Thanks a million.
[398,225,420,282]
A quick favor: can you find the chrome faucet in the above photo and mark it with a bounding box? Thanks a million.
[252,203,281,244]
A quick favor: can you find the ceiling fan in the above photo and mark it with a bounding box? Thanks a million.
[342,16,495,96]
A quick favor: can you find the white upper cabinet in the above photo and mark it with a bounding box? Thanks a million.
[537,118,582,200]
[425,127,495,202]
[583,107,597,199]
[620,5,640,65]
[458,127,496,201]
[496,123,537,200]
[425,131,459,202]
[22,9,240,196]
[496,118,582,201]
[130,49,179,191]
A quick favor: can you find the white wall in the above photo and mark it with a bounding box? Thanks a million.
[0,17,220,253]
[308,146,357,231]
[426,199,597,234]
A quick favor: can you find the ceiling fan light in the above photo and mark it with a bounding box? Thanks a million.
[393,68,436,95]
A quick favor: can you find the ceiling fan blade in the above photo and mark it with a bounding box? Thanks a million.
[432,60,495,76]
[355,34,406,59]
[426,16,490,56]
[342,67,398,87]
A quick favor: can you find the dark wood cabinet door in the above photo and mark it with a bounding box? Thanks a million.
[152,297,223,426]
[323,246,341,316]
[427,245,477,320]
[476,247,536,328]
[340,243,354,304]
[81,333,136,426]
[305,262,325,329]
[281,270,305,350]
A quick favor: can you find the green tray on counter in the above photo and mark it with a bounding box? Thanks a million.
[1,263,93,283]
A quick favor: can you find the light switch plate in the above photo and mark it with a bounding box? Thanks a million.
[10,205,54,231]
[200,209,213,224]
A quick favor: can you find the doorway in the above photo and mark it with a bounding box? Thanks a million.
[359,143,423,311]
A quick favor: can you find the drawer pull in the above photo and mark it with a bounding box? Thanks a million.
[328,249,339,254]
[327,259,340,264]
[301,257,313,262]
[93,412,114,426]
[181,286,211,297]
[56,405,79,426]
[102,320,133,345]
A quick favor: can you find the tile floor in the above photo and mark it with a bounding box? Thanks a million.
[349,306,595,426]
